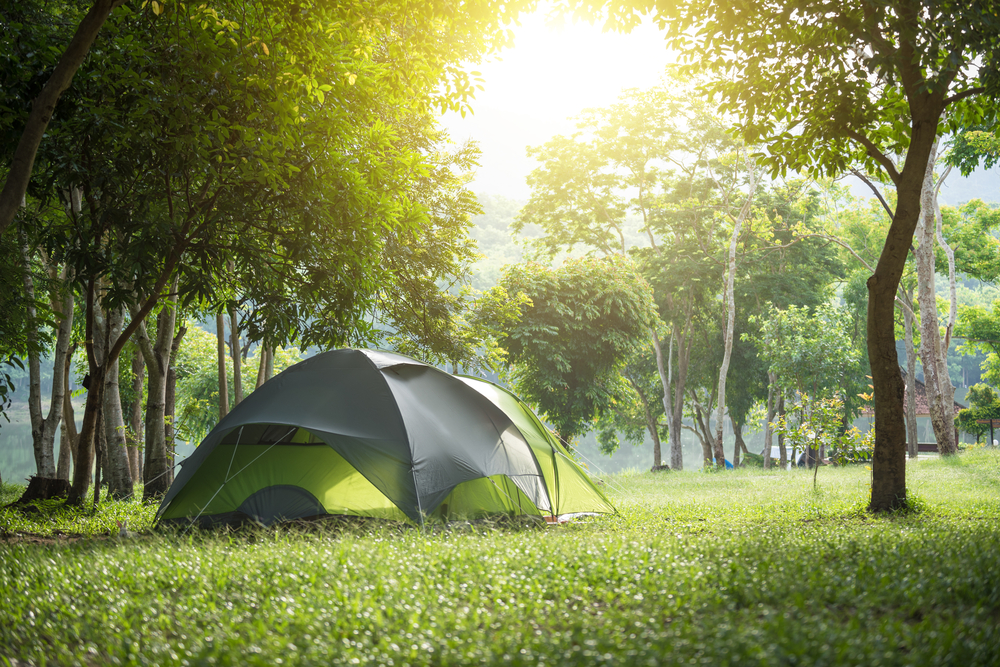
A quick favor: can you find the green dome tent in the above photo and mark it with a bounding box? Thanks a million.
[156,349,614,527]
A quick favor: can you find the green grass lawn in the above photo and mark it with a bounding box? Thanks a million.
[2,450,999,666]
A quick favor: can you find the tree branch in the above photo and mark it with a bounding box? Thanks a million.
[0,0,126,236]
[849,168,894,219]
[845,129,901,185]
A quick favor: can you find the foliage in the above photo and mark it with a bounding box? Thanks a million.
[954,300,1000,395]
[2,452,1000,665]
[955,384,1000,441]
[937,199,1000,283]
[946,129,1000,177]
[748,303,866,405]
[498,255,656,446]
[172,325,302,446]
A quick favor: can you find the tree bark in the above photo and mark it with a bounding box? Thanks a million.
[164,325,186,486]
[255,345,268,389]
[264,345,274,381]
[713,163,757,469]
[731,416,747,468]
[914,143,956,457]
[20,241,74,482]
[0,0,126,236]
[101,305,134,498]
[135,286,180,500]
[667,298,695,471]
[867,109,941,512]
[128,350,144,482]
[56,346,79,482]
[68,290,107,506]
[763,372,776,470]
[777,392,787,469]
[217,313,229,419]
[901,286,920,459]
[229,306,244,405]
[933,184,959,454]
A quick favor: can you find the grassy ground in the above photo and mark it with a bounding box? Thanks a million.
[2,450,999,666]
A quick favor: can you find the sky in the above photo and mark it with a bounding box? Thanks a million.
[441,8,670,200]
[440,9,998,206]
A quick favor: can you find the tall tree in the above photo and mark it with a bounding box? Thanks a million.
[515,80,749,469]
[498,256,656,448]
[3,0,529,504]
[573,0,1000,510]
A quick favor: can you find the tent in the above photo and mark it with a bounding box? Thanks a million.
[156,348,614,526]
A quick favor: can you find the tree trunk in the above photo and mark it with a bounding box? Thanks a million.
[695,403,714,465]
[136,288,180,501]
[19,236,74,481]
[777,392,787,469]
[902,287,919,459]
[217,312,229,419]
[868,113,941,513]
[68,276,108,505]
[56,346,79,482]
[255,345,268,389]
[128,350,144,482]
[230,306,244,406]
[731,417,747,468]
[915,143,955,457]
[933,186,959,454]
[666,299,695,471]
[763,372,776,470]
[713,164,756,469]
[0,0,126,236]
[102,306,133,498]
[264,345,274,381]
[164,325,186,486]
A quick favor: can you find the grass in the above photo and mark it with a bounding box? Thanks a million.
[2,449,999,666]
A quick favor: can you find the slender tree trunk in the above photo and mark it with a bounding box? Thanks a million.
[264,346,274,381]
[255,345,268,389]
[868,112,941,512]
[68,276,106,505]
[101,306,133,498]
[731,417,747,468]
[714,164,757,469]
[136,286,180,500]
[20,251,74,484]
[128,350,144,482]
[901,287,919,459]
[56,346,79,482]
[933,186,958,454]
[651,329,672,469]
[668,299,695,471]
[0,0,126,236]
[777,392,787,469]
[217,313,229,419]
[763,372,776,470]
[914,143,954,457]
[230,306,243,406]
[164,325,186,486]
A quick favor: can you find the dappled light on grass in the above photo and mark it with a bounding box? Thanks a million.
[2,451,999,665]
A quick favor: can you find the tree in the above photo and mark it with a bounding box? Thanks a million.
[572,0,1000,510]
[0,0,126,236]
[172,325,302,446]
[515,80,751,469]
[4,0,529,504]
[747,304,866,468]
[498,255,656,448]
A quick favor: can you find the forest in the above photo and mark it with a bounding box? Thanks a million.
[2,1,1000,664]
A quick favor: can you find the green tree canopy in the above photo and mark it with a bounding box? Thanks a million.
[498,255,656,447]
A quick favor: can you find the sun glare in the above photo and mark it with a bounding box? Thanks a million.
[443,8,669,198]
